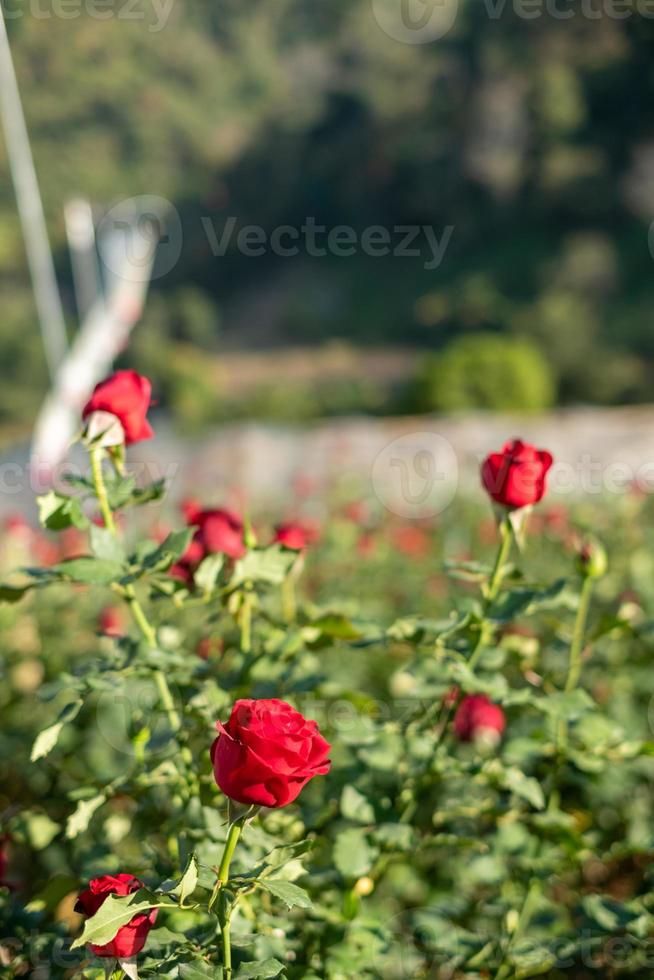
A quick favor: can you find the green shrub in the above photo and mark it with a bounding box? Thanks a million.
[415,333,556,413]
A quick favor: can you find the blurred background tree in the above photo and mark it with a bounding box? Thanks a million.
[1,0,654,437]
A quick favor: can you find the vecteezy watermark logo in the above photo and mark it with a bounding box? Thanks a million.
[371,431,458,518]
[97,195,182,283]
[2,0,175,32]
[202,217,454,271]
[371,0,460,43]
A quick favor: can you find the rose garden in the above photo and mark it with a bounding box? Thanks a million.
[1,370,654,979]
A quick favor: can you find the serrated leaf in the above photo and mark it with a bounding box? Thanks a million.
[177,854,199,904]
[66,794,106,839]
[52,557,125,585]
[232,545,295,588]
[340,785,375,823]
[90,525,126,563]
[257,878,312,909]
[333,828,378,879]
[179,961,219,978]
[37,491,89,531]
[194,553,224,593]
[500,767,545,810]
[31,700,82,761]
[236,959,285,979]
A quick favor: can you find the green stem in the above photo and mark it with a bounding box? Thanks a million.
[217,820,243,980]
[565,575,594,694]
[90,442,195,780]
[281,576,296,623]
[495,879,541,980]
[558,574,594,752]
[240,590,253,654]
[467,517,514,672]
[90,447,117,534]
[122,582,184,737]
[486,516,514,604]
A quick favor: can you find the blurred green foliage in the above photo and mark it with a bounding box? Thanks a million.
[1,0,654,432]
[414,333,555,413]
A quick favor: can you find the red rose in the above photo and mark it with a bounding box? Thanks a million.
[82,371,153,445]
[273,521,317,551]
[172,507,246,582]
[481,439,553,509]
[453,694,506,742]
[197,509,246,560]
[98,606,126,638]
[74,873,157,959]
[211,698,331,808]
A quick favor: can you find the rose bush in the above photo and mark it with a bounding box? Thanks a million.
[1,371,654,978]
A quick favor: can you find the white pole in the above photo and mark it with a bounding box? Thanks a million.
[0,1,68,378]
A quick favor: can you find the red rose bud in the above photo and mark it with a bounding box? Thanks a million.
[576,538,608,579]
[74,874,157,958]
[453,694,506,744]
[273,521,317,551]
[211,698,331,808]
[481,439,553,509]
[82,370,154,445]
[98,606,126,638]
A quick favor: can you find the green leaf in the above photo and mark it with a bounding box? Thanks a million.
[340,785,375,823]
[37,490,89,531]
[231,545,295,588]
[10,810,60,850]
[70,889,164,950]
[536,689,594,720]
[66,794,106,839]
[31,700,83,761]
[582,894,638,932]
[177,854,199,904]
[0,583,35,604]
[257,878,312,909]
[500,767,545,810]
[52,557,125,585]
[509,941,557,978]
[236,959,285,979]
[307,613,363,641]
[333,828,378,879]
[128,478,167,508]
[90,524,126,563]
[179,962,219,979]
[194,553,224,593]
[133,529,195,577]
[488,579,575,622]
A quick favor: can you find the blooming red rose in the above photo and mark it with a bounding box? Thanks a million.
[74,873,157,959]
[211,698,331,808]
[82,370,153,445]
[453,694,506,742]
[197,509,246,560]
[481,439,553,509]
[171,506,246,582]
[273,521,317,551]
